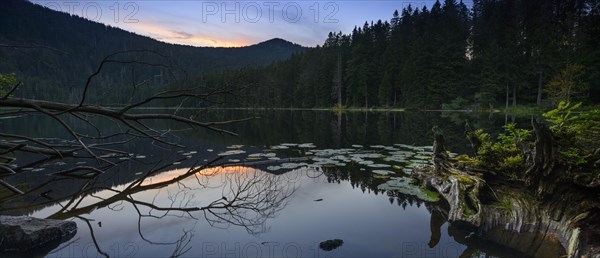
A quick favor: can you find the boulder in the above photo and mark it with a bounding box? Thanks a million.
[0,216,77,253]
[319,239,343,251]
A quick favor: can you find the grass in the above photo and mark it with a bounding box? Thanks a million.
[422,188,441,202]
[495,195,514,213]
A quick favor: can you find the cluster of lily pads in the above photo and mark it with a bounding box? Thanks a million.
[211,142,457,202]
[213,143,452,174]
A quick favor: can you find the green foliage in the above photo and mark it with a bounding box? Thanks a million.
[494,194,513,213]
[0,73,17,96]
[470,123,531,176]
[546,64,589,105]
[333,103,347,113]
[421,188,441,203]
[497,123,532,146]
[441,97,471,110]
[543,101,583,140]
[455,153,476,164]
[543,101,600,165]
[559,148,590,166]
[459,102,598,184]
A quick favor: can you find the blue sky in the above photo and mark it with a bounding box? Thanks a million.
[32,1,443,47]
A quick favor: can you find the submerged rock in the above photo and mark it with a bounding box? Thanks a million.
[319,239,344,251]
[0,216,77,253]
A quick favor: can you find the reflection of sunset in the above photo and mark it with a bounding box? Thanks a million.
[123,22,250,47]
[140,166,258,187]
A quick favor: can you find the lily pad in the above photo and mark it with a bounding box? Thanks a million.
[247,153,264,158]
[298,143,316,148]
[405,163,428,169]
[377,177,440,202]
[373,174,391,179]
[367,163,392,168]
[357,160,374,165]
[389,150,414,155]
[350,153,383,159]
[267,166,281,171]
[402,168,414,174]
[280,163,308,169]
[218,150,246,156]
[413,155,431,160]
[372,170,395,175]
[383,156,408,163]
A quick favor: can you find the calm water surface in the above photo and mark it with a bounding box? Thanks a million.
[1,110,550,257]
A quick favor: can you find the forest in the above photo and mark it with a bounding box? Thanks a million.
[1,0,600,257]
[0,0,304,104]
[200,0,600,110]
[3,0,599,110]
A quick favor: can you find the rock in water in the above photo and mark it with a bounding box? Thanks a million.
[319,239,344,251]
[0,216,77,253]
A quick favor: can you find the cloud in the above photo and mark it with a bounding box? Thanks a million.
[167,30,193,40]
[123,21,250,47]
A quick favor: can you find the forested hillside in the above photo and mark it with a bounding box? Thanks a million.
[0,0,303,104]
[204,0,600,109]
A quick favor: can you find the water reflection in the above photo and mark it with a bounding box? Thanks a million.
[1,110,552,257]
[37,164,297,257]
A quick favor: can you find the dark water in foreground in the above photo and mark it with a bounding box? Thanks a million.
[0,110,562,257]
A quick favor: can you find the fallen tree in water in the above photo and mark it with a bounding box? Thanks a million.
[413,103,600,257]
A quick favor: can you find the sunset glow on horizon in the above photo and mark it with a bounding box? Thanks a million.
[30,0,443,47]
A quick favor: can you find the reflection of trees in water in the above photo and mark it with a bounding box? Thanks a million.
[320,166,426,206]
[319,165,560,257]
[201,167,296,234]
[3,160,296,257]
[181,110,498,152]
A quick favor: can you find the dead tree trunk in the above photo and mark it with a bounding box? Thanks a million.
[432,126,449,175]
[525,119,560,197]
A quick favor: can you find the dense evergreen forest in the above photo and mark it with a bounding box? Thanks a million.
[203,0,600,109]
[1,0,599,109]
[0,0,303,104]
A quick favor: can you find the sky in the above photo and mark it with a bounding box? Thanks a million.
[31,1,444,47]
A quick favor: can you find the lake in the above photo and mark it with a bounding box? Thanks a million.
[0,109,562,257]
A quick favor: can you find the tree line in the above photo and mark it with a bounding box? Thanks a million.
[0,0,303,104]
[202,0,600,109]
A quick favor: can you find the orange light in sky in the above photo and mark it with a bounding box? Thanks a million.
[123,22,251,47]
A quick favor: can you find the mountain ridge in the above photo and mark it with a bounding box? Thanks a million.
[0,0,305,102]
